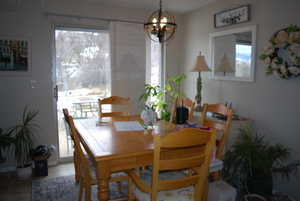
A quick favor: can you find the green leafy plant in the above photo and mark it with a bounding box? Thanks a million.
[7,107,39,167]
[139,74,187,122]
[139,84,160,111]
[165,74,186,101]
[0,128,14,163]
[139,84,169,120]
[165,74,187,122]
[223,126,300,196]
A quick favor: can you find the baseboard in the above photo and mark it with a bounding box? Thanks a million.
[0,165,16,173]
[48,160,58,167]
[0,159,59,172]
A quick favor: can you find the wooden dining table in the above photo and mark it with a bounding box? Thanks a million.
[74,115,213,201]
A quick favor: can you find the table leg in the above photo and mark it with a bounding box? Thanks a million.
[96,162,110,201]
[202,178,209,201]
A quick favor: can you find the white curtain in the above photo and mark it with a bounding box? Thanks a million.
[110,21,146,113]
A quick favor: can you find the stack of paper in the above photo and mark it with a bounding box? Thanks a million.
[114,121,144,131]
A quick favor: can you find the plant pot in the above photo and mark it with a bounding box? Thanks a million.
[247,175,273,196]
[141,109,157,126]
[176,106,189,124]
[34,159,48,177]
[17,164,32,180]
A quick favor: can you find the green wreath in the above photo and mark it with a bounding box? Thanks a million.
[260,25,300,79]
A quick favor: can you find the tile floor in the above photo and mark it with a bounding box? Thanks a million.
[0,163,75,201]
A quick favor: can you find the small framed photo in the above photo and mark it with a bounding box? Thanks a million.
[214,5,250,28]
[0,36,31,76]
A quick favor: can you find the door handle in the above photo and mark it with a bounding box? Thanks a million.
[54,85,58,101]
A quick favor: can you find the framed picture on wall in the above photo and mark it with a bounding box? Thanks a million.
[214,5,250,28]
[0,36,31,76]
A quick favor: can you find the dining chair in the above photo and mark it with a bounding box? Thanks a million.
[127,127,216,201]
[98,96,132,120]
[62,108,80,182]
[170,97,196,123]
[200,104,233,180]
[66,114,128,201]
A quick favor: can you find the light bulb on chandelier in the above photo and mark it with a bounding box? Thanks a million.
[144,0,177,43]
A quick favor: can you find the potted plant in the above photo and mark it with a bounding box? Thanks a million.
[0,128,14,163]
[139,84,160,126]
[165,74,187,124]
[222,126,300,198]
[7,106,39,179]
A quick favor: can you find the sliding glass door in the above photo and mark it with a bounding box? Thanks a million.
[54,28,111,158]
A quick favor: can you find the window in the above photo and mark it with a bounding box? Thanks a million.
[150,40,162,87]
[235,43,252,78]
[147,38,162,87]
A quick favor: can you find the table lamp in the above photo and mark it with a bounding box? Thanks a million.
[191,52,211,112]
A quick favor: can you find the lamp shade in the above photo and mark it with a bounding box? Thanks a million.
[215,54,235,73]
[191,55,210,72]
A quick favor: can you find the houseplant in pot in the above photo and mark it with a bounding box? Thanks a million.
[222,126,300,199]
[0,128,14,163]
[165,74,187,124]
[139,84,160,127]
[7,106,39,179]
[139,83,171,125]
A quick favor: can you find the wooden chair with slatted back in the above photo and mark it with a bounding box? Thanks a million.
[200,104,233,180]
[67,115,128,201]
[98,96,132,120]
[62,108,80,182]
[127,128,216,201]
[170,97,196,123]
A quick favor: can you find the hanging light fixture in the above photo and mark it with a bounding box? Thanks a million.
[144,0,177,43]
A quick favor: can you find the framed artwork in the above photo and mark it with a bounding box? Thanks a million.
[214,5,250,28]
[0,36,31,76]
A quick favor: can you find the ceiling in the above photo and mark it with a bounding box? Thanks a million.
[86,0,217,14]
[1,0,217,14]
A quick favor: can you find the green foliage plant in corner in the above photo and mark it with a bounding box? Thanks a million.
[7,106,40,168]
[222,126,300,198]
[0,128,14,163]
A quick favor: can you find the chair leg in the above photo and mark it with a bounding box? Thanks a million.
[128,178,134,201]
[194,183,201,201]
[78,180,84,201]
[85,184,92,201]
[74,151,80,183]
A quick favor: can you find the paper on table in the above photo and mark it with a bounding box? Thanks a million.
[114,121,144,131]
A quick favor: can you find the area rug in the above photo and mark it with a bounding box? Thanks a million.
[32,175,128,201]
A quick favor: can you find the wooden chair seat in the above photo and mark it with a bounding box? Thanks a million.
[129,169,193,201]
[200,104,233,180]
[127,128,217,201]
[130,163,230,201]
[64,111,128,201]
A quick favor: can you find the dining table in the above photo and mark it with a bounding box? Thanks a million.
[74,115,218,201]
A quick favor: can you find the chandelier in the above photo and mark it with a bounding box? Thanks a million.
[144,0,177,43]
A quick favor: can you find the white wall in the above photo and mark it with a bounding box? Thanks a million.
[0,0,182,168]
[180,0,300,199]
